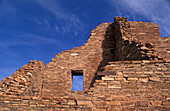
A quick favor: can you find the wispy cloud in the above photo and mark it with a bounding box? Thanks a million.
[0,30,65,58]
[37,0,86,36]
[0,32,62,49]
[107,0,170,37]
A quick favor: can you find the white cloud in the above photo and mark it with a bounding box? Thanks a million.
[107,0,170,37]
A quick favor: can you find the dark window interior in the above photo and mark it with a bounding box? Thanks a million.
[110,49,114,54]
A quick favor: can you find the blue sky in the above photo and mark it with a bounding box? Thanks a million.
[72,75,83,91]
[0,0,170,81]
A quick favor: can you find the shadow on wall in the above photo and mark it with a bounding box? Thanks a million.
[89,23,115,87]
[88,17,161,88]
[98,23,115,71]
[89,21,149,87]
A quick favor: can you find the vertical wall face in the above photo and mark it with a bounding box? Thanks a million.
[112,17,170,61]
[128,21,170,60]
[42,23,115,97]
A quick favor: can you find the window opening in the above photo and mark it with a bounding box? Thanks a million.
[110,49,114,54]
[71,70,83,91]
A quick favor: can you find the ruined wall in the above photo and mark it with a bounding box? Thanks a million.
[112,17,170,61]
[41,23,115,97]
[41,17,170,97]
[129,21,170,60]
[0,60,45,97]
[0,17,169,110]
[0,60,169,110]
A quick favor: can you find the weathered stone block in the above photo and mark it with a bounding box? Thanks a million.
[106,101,121,106]
[77,100,92,106]
[21,96,31,100]
[142,60,150,63]
[102,77,114,81]
[99,82,107,85]
[127,78,138,81]
[121,101,135,106]
[136,101,149,107]
[139,74,148,78]
[131,61,142,63]
[151,101,162,106]
[67,100,76,105]
[139,78,148,82]
[115,77,126,81]
[149,77,160,82]
[108,86,121,88]
[93,109,106,111]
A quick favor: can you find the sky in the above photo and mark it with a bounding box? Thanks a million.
[0,0,170,85]
[72,75,83,91]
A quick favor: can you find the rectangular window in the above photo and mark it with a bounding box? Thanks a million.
[71,70,83,91]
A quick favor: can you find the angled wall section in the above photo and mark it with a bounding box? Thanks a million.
[0,60,45,97]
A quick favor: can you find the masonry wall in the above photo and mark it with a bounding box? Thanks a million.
[112,17,170,61]
[0,60,169,111]
[41,17,170,97]
[0,60,45,97]
[41,22,115,97]
[129,21,170,60]
[91,60,170,110]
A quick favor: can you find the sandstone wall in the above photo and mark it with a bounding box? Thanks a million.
[0,60,45,97]
[41,17,170,97]
[41,23,115,97]
[0,60,169,110]
[129,21,170,60]
[112,17,170,61]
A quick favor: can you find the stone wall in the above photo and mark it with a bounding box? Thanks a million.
[41,22,115,97]
[0,60,45,97]
[0,60,169,110]
[42,17,170,97]
[112,17,170,61]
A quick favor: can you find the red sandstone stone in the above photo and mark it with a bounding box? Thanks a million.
[114,61,122,64]
[106,101,121,106]
[150,60,164,63]
[165,59,170,62]
[151,101,162,106]
[21,96,31,100]
[121,101,135,106]
[127,78,138,81]
[149,77,160,82]
[131,61,142,63]
[121,61,131,63]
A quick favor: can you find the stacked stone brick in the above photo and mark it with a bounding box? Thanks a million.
[112,17,170,61]
[42,22,115,97]
[0,60,44,97]
[0,17,169,110]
